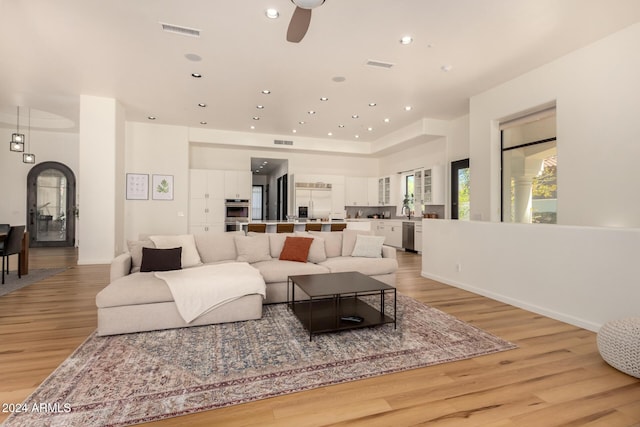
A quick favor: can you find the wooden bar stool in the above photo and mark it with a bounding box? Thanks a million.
[304,223,322,231]
[276,223,294,233]
[247,223,267,233]
[330,223,347,232]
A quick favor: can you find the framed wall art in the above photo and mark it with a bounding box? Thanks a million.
[152,174,174,200]
[126,173,149,200]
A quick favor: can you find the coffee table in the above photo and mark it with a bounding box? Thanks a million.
[287,271,396,341]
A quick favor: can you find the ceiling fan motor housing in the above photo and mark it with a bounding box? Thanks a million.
[292,0,325,10]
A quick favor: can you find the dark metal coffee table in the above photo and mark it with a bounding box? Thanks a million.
[287,271,396,341]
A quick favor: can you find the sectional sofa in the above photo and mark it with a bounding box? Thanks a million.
[96,229,398,335]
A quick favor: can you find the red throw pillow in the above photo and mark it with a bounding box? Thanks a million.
[279,236,313,263]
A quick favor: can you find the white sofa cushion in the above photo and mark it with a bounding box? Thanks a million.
[150,234,202,268]
[319,256,398,276]
[308,231,343,258]
[294,232,327,263]
[127,239,155,273]
[251,259,330,283]
[194,231,242,263]
[235,234,272,263]
[97,272,174,308]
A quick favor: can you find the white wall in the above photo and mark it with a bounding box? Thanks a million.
[421,220,640,331]
[0,128,79,226]
[469,23,640,227]
[123,122,190,244]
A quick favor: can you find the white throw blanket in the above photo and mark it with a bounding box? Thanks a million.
[154,262,266,323]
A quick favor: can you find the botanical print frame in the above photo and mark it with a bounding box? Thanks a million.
[152,174,174,200]
[126,173,149,200]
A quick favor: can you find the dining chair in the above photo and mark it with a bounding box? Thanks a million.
[1,225,25,284]
[330,223,347,232]
[276,223,294,233]
[247,223,267,233]
[0,224,9,252]
[304,223,322,231]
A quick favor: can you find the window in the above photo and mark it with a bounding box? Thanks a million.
[403,174,415,215]
[501,109,557,224]
[251,185,263,220]
[451,159,470,220]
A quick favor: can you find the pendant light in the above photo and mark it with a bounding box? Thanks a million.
[22,107,35,164]
[9,106,25,152]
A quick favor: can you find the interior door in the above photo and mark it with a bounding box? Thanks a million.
[451,158,470,220]
[26,161,76,247]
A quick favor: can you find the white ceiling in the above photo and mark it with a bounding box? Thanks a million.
[1,0,639,143]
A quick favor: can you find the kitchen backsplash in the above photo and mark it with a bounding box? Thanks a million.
[345,205,444,220]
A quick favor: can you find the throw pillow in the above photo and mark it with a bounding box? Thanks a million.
[294,232,327,263]
[194,231,243,263]
[341,228,372,256]
[127,239,156,273]
[309,231,343,258]
[140,247,182,272]
[149,234,202,268]
[268,232,296,258]
[279,236,313,263]
[234,234,272,263]
[351,234,386,258]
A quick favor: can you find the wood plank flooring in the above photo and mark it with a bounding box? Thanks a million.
[0,247,638,426]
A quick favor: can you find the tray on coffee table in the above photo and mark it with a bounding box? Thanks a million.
[287,271,396,341]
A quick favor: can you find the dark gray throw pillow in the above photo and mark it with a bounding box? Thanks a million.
[140,247,182,272]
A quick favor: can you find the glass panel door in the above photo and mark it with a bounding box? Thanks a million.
[451,159,470,220]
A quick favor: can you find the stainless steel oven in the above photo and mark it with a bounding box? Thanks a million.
[225,199,250,223]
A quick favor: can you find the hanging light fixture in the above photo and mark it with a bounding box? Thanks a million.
[22,107,35,164]
[9,106,25,152]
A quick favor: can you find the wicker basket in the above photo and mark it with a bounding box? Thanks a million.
[597,317,640,378]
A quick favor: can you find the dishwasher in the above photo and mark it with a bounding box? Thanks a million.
[402,221,415,252]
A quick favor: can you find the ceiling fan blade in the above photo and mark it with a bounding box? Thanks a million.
[286,6,312,43]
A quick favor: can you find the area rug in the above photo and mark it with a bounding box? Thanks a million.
[0,268,67,297]
[4,295,516,427]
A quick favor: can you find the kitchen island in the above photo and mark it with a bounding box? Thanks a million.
[241,220,348,233]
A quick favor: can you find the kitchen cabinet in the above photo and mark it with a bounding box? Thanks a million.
[415,221,423,252]
[373,219,402,248]
[189,169,225,234]
[345,177,379,206]
[224,170,252,199]
[423,165,444,205]
[378,175,399,206]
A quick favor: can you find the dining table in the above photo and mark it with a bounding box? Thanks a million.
[0,231,29,275]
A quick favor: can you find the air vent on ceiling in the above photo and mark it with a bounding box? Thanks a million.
[274,139,294,146]
[365,59,394,69]
[160,22,201,38]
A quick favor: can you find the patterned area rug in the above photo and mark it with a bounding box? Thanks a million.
[5,295,516,427]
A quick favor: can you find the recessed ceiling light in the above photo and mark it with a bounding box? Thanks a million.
[320,97,328,101]
[256,105,264,109]
[191,73,202,78]
[200,121,207,125]
[299,121,306,125]
[308,110,316,115]
[384,118,390,123]
[338,124,345,128]
[367,127,373,131]
[332,76,346,83]
[441,64,453,72]
[292,129,297,133]
[253,116,260,120]
[355,134,360,139]
[368,102,377,107]
[261,89,271,94]
[404,106,412,111]
[147,116,156,120]
[263,161,268,164]
[198,103,207,107]
[328,132,333,136]
[250,125,256,129]
[265,8,279,19]
[352,114,359,119]
[259,165,264,168]
[400,35,413,45]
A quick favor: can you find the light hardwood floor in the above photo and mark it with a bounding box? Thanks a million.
[1,247,639,426]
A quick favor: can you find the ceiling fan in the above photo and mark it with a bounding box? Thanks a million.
[286,0,325,43]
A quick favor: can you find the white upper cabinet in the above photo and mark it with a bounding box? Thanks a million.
[424,165,444,205]
[224,170,252,199]
[378,175,399,206]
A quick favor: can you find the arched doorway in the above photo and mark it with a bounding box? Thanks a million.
[26,162,76,247]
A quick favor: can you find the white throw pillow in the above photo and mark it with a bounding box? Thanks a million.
[234,234,272,263]
[127,239,156,273]
[309,231,343,258]
[341,228,372,256]
[150,234,202,268]
[350,234,386,258]
[295,232,327,263]
[268,233,296,258]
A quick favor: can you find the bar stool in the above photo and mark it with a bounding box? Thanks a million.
[305,223,322,232]
[247,223,267,233]
[276,223,294,233]
[330,223,347,232]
